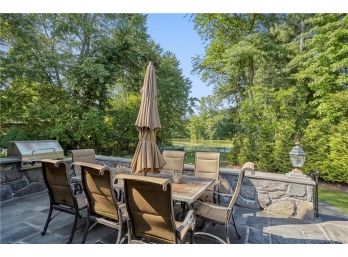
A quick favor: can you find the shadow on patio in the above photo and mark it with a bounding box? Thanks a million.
[1,191,347,244]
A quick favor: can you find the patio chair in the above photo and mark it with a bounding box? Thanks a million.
[161,150,185,176]
[116,174,195,244]
[73,162,127,244]
[69,149,96,194]
[194,152,220,203]
[194,162,255,244]
[41,159,87,244]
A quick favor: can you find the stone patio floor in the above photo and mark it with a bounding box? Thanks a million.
[1,191,347,244]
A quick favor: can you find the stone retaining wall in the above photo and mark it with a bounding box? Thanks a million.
[0,158,46,201]
[94,155,317,220]
[0,155,317,220]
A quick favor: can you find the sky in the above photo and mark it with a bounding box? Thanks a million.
[146,14,213,100]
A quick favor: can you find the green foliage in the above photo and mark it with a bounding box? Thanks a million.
[0,14,192,155]
[0,127,28,148]
[191,14,348,183]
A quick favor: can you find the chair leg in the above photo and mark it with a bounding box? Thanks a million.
[116,222,123,244]
[225,223,231,244]
[67,213,79,244]
[81,214,91,244]
[231,213,241,239]
[127,219,132,244]
[190,229,195,244]
[41,205,53,236]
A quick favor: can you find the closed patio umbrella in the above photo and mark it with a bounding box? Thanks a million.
[131,61,166,174]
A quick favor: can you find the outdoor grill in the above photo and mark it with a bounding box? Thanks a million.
[7,140,65,170]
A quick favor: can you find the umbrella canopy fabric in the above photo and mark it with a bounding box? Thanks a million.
[131,62,166,174]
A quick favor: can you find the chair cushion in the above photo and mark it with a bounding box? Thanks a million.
[195,202,228,223]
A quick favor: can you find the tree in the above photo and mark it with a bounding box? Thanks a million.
[192,14,348,183]
[0,14,193,154]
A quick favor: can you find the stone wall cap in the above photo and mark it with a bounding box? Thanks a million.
[0,157,21,164]
[94,155,316,186]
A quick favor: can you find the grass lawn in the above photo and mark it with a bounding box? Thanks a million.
[183,150,230,167]
[319,187,348,214]
[172,138,233,147]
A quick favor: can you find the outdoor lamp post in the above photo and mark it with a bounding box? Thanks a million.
[289,140,306,174]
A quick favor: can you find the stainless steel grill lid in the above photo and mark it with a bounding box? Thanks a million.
[7,140,64,161]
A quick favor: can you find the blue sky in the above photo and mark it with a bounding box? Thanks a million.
[146,14,212,99]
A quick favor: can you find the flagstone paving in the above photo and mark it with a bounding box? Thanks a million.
[1,191,347,244]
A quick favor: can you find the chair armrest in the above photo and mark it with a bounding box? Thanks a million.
[203,187,233,198]
[196,201,230,211]
[212,191,233,198]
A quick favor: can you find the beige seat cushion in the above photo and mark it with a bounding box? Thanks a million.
[195,202,228,223]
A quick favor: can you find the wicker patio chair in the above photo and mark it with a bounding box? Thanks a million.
[116,174,195,244]
[73,162,127,244]
[161,150,185,176]
[41,159,87,244]
[194,162,255,244]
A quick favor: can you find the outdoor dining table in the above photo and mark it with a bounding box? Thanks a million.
[70,171,214,206]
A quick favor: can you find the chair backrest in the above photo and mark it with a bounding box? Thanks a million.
[227,162,255,220]
[162,150,185,174]
[70,149,96,176]
[75,162,119,221]
[194,152,220,181]
[117,174,176,243]
[41,159,75,207]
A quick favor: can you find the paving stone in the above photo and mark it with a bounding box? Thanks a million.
[233,207,258,226]
[237,196,260,210]
[71,223,115,244]
[321,223,348,244]
[21,231,69,244]
[0,222,38,243]
[247,227,270,244]
[268,224,306,244]
[0,202,40,231]
[9,179,29,193]
[99,230,120,244]
[318,202,348,222]
[14,182,46,197]
[194,222,246,244]
[299,224,333,244]
[0,184,12,201]
[246,215,269,230]
[1,190,347,244]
